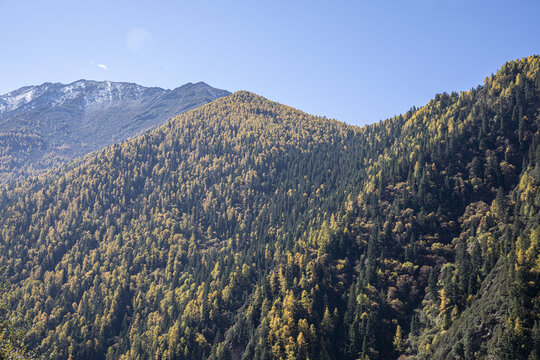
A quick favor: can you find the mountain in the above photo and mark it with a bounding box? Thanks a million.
[0,80,230,183]
[0,57,539,360]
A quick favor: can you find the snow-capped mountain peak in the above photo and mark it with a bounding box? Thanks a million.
[0,79,230,183]
[0,80,165,114]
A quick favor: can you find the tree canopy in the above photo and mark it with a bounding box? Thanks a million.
[0,56,539,359]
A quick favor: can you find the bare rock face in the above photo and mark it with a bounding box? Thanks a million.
[0,80,230,182]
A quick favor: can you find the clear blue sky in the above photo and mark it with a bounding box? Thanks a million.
[1,0,539,126]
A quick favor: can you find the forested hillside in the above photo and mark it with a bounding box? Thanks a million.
[0,56,539,359]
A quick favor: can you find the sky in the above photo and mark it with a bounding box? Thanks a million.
[1,0,539,126]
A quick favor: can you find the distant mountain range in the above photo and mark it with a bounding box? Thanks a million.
[0,80,230,182]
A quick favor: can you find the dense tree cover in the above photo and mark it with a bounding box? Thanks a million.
[0,56,539,359]
[0,272,33,359]
[0,130,65,184]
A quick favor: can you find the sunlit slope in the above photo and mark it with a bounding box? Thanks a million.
[0,91,368,359]
[1,56,539,359]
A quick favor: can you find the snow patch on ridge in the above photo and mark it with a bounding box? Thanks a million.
[0,87,39,113]
[0,81,153,112]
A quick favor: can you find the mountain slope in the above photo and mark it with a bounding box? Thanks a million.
[0,80,230,183]
[0,57,539,360]
[0,91,368,359]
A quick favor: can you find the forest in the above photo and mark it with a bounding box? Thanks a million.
[0,56,539,359]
